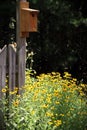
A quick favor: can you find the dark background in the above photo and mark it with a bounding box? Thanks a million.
[0,0,87,82]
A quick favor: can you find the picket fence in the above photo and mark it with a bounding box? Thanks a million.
[0,44,26,98]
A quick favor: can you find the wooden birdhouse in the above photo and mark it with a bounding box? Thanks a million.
[20,1,39,37]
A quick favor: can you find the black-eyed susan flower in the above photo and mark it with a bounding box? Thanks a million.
[9,90,17,95]
[63,72,72,79]
[60,114,64,117]
[13,99,19,107]
[54,120,62,127]
[55,101,60,105]
[1,88,7,93]
[48,121,53,125]
[30,110,35,115]
[41,104,48,108]
[46,112,53,117]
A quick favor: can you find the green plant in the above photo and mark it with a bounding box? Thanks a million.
[1,70,87,130]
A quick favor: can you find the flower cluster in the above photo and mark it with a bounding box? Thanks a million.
[1,70,87,130]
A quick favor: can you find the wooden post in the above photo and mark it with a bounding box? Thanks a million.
[16,0,26,92]
[16,0,39,93]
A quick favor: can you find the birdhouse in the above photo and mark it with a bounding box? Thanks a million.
[20,2,39,37]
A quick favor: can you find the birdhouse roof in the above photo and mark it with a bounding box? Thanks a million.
[22,8,39,13]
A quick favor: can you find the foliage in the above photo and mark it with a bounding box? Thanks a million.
[27,0,87,82]
[0,0,16,47]
[0,0,87,81]
[1,70,87,130]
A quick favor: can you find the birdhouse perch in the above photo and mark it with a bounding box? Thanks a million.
[20,1,39,37]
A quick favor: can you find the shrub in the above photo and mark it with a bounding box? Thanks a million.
[1,70,87,130]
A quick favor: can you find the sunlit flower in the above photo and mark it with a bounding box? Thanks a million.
[14,87,18,91]
[51,72,56,75]
[17,94,21,98]
[46,112,53,117]
[41,104,48,108]
[46,97,51,103]
[9,90,17,95]
[55,101,60,105]
[54,90,59,96]
[63,72,72,78]
[54,120,62,127]
[63,88,67,92]
[13,99,19,107]
[31,110,35,115]
[72,78,77,82]
[1,88,7,93]
[48,121,53,125]
[60,114,64,117]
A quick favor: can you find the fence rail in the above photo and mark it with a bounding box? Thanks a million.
[0,44,25,98]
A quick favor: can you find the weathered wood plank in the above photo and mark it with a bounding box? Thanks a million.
[17,39,26,91]
[8,44,16,91]
[0,45,7,98]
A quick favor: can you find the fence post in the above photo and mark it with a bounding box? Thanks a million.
[16,0,39,93]
[16,0,26,93]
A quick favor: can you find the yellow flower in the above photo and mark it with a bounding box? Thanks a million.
[17,94,21,98]
[13,99,19,107]
[72,78,77,82]
[54,120,62,127]
[46,112,53,117]
[60,114,64,117]
[54,90,59,96]
[70,108,74,111]
[41,104,48,108]
[55,101,60,105]
[63,72,72,78]
[80,91,85,96]
[51,72,56,75]
[41,89,47,94]
[51,106,55,110]
[1,88,7,93]
[31,110,35,115]
[80,83,85,87]
[9,90,17,95]
[63,88,67,92]
[14,87,18,90]
[48,121,53,125]
[46,97,51,103]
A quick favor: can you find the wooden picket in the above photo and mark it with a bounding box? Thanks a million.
[17,39,26,90]
[8,44,16,91]
[0,45,7,98]
[0,44,25,98]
